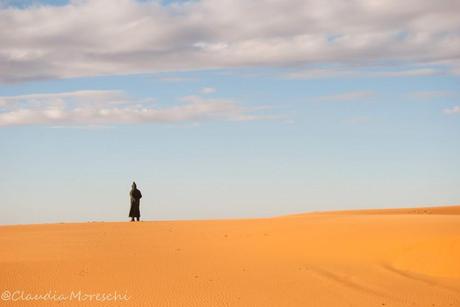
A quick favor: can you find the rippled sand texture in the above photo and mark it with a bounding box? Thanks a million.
[1,205,459,306]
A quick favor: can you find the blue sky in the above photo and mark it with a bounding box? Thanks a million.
[1,0,459,224]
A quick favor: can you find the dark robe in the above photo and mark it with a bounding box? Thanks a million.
[129,188,142,218]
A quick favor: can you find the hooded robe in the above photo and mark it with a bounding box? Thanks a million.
[129,183,142,218]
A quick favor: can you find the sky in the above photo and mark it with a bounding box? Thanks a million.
[0,0,459,225]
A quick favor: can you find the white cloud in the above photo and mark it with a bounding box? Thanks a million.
[316,91,376,102]
[1,0,460,82]
[283,67,443,80]
[0,90,265,126]
[409,90,454,100]
[284,68,357,80]
[443,106,460,114]
[373,68,441,77]
[200,87,216,94]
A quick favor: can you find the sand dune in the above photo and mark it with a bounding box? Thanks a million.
[301,204,460,216]
[1,205,459,306]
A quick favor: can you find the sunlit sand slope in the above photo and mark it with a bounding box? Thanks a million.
[1,205,459,306]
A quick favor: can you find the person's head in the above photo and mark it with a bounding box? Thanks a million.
[132,182,137,189]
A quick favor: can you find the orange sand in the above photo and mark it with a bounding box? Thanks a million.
[1,205,459,306]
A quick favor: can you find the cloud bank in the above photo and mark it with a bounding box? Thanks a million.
[0,90,263,126]
[1,0,460,82]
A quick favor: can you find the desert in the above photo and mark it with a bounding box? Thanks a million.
[1,205,459,306]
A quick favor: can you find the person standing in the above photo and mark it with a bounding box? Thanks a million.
[129,182,142,222]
